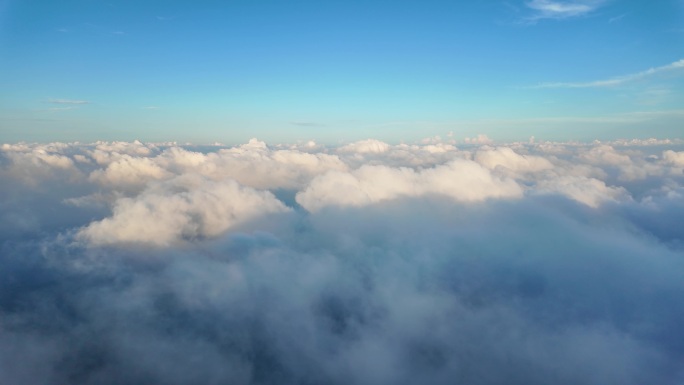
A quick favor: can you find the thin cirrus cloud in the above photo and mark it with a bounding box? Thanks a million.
[290,121,327,127]
[525,0,607,20]
[47,107,76,112]
[608,13,626,23]
[47,98,90,105]
[530,58,684,89]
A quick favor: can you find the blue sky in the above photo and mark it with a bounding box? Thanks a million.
[1,0,683,144]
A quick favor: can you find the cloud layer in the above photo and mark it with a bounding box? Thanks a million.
[1,138,684,384]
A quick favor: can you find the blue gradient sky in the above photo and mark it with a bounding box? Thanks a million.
[1,0,683,143]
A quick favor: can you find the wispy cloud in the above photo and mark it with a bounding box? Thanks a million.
[48,99,90,105]
[608,13,626,23]
[290,121,327,127]
[530,59,684,88]
[525,0,607,21]
[508,109,684,123]
[47,107,76,112]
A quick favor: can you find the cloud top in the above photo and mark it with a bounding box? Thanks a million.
[78,175,290,246]
[1,138,684,384]
[296,159,523,212]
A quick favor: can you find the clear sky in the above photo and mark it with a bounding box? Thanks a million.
[1,0,683,144]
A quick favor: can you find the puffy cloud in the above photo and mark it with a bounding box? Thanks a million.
[475,147,554,173]
[578,144,633,166]
[78,175,290,246]
[0,143,76,170]
[607,138,680,146]
[574,144,666,181]
[338,139,391,154]
[663,150,684,167]
[463,134,493,145]
[4,194,684,384]
[87,140,157,165]
[89,155,172,190]
[0,143,81,185]
[536,175,630,207]
[335,142,467,170]
[1,138,684,385]
[296,159,523,212]
[156,140,348,190]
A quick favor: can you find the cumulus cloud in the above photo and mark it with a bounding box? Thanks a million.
[463,134,493,145]
[87,140,157,165]
[0,143,81,185]
[155,139,348,190]
[78,175,290,246]
[338,139,391,154]
[296,160,523,212]
[1,138,684,384]
[536,175,629,207]
[89,155,171,190]
[574,144,667,181]
[663,150,684,167]
[475,146,554,173]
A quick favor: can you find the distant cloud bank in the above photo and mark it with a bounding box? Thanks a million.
[1,137,684,384]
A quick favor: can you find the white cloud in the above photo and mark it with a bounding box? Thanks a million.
[607,137,679,146]
[87,140,157,165]
[475,147,554,173]
[608,13,626,23]
[574,145,669,181]
[663,150,684,167]
[338,139,391,154]
[78,175,290,246]
[88,154,171,190]
[296,160,523,212]
[464,134,493,145]
[2,138,684,384]
[156,140,348,190]
[532,59,684,88]
[0,143,81,185]
[48,99,90,105]
[536,175,630,207]
[525,0,606,20]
